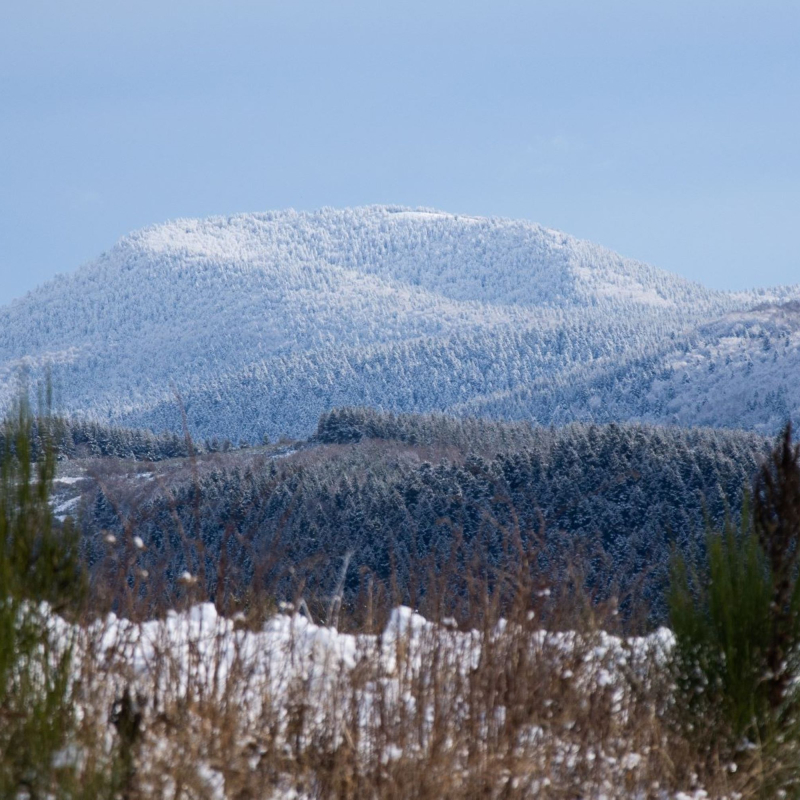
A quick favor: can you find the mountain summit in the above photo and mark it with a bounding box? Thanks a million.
[2,206,798,440]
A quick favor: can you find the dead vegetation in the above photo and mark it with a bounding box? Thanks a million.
[47,585,716,800]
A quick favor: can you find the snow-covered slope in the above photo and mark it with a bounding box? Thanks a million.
[458,300,800,436]
[1,206,797,440]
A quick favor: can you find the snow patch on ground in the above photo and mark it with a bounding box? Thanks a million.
[31,602,706,798]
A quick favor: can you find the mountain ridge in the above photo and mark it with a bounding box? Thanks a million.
[2,205,798,440]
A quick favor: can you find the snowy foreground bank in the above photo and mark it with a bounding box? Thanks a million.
[40,603,729,800]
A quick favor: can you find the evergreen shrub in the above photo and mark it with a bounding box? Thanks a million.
[0,394,90,797]
[669,424,800,792]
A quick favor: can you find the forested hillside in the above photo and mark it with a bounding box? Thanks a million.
[1,417,193,462]
[3,206,797,442]
[460,299,800,435]
[73,410,770,618]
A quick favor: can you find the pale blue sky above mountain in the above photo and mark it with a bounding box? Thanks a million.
[1,0,798,305]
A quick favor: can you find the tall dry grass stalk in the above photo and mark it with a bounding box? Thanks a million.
[32,566,757,800]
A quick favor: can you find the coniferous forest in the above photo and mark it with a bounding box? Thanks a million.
[63,408,769,621]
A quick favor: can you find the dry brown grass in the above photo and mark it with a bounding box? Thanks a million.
[40,565,757,800]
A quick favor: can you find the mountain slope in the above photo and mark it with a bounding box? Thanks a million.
[457,300,800,436]
[1,206,797,440]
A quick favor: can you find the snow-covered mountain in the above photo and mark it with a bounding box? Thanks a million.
[1,205,797,440]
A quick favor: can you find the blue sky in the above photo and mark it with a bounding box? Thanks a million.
[1,0,798,305]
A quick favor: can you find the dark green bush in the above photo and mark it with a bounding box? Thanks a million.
[669,499,774,741]
[669,424,800,792]
[0,394,91,798]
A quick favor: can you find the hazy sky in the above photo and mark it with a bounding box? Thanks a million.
[2,0,798,305]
